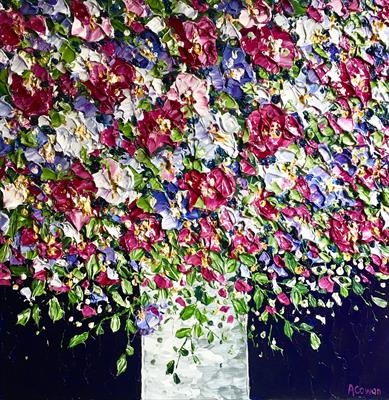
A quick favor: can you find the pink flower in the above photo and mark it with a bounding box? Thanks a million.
[275,230,294,251]
[318,276,335,293]
[71,0,113,42]
[81,305,97,318]
[175,297,186,307]
[239,0,271,28]
[234,279,253,293]
[123,0,147,16]
[265,305,276,314]
[277,292,291,306]
[169,16,217,68]
[246,104,303,159]
[166,73,209,116]
[154,274,173,289]
[240,26,298,73]
[316,58,371,106]
[200,267,218,283]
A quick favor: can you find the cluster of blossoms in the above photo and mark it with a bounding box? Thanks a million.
[0,0,388,374]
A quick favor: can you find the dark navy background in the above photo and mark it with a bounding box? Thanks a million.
[1,286,389,400]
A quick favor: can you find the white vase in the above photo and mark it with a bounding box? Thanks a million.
[141,312,250,400]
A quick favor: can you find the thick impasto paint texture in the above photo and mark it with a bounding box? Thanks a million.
[0,0,388,394]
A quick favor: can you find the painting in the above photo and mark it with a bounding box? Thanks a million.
[0,0,388,399]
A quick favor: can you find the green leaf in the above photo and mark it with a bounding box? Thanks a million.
[194,324,203,337]
[194,309,208,324]
[95,324,105,336]
[289,0,307,15]
[121,279,133,295]
[371,296,388,308]
[166,360,175,375]
[48,298,64,322]
[218,92,239,109]
[0,244,11,263]
[173,373,181,384]
[253,288,264,309]
[239,253,256,267]
[48,110,65,128]
[112,291,129,308]
[69,332,89,348]
[129,248,145,261]
[125,319,137,334]
[284,253,297,272]
[310,332,321,350]
[60,43,76,64]
[32,304,41,326]
[179,348,189,357]
[136,196,154,213]
[85,255,100,280]
[110,314,121,333]
[175,327,192,339]
[232,298,249,315]
[180,304,196,321]
[209,252,224,274]
[20,131,38,147]
[147,0,165,15]
[32,279,46,297]
[116,354,127,376]
[16,308,31,326]
[207,331,214,344]
[0,68,9,96]
[283,321,294,339]
[126,345,135,356]
[291,287,302,307]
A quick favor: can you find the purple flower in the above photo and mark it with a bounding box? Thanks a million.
[136,304,164,335]
[208,45,255,99]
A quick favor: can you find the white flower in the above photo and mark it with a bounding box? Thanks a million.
[1,183,28,210]
[54,112,102,158]
[93,158,137,205]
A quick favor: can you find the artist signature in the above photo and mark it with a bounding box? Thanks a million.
[347,383,382,398]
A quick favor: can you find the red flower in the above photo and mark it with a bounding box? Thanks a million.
[11,64,54,117]
[169,16,217,68]
[136,101,184,155]
[83,60,135,113]
[0,265,11,286]
[315,58,371,106]
[329,214,356,253]
[0,10,25,50]
[234,279,253,293]
[240,26,298,73]
[246,104,303,159]
[20,228,39,246]
[120,209,164,252]
[179,168,236,211]
[95,271,120,286]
